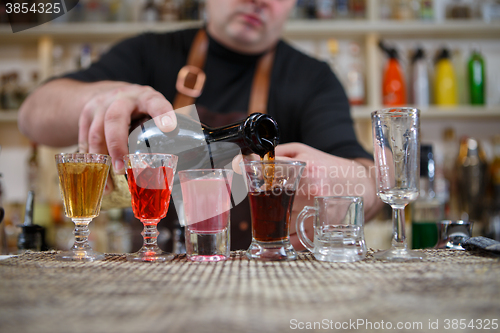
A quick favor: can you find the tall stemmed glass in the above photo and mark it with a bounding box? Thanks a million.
[372,108,425,261]
[124,153,178,262]
[55,153,111,262]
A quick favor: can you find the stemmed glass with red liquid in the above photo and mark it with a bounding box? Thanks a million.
[124,153,178,262]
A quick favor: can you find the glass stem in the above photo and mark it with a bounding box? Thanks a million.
[142,221,160,249]
[391,206,407,250]
[71,218,92,251]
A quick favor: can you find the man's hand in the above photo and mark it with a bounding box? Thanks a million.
[78,84,177,174]
[275,142,382,251]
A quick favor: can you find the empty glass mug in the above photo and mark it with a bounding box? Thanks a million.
[296,196,367,262]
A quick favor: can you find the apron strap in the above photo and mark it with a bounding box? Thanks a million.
[173,28,275,116]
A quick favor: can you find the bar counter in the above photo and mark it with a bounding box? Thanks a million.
[0,250,499,333]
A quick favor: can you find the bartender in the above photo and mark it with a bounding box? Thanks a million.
[18,0,382,250]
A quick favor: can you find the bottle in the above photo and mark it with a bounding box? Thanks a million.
[129,111,280,170]
[336,0,351,19]
[447,0,472,19]
[468,49,485,105]
[0,75,6,110]
[0,172,7,254]
[489,135,500,213]
[142,0,160,22]
[456,136,488,226]
[346,42,365,105]
[441,128,460,220]
[17,191,45,253]
[487,135,500,241]
[394,0,414,20]
[434,48,458,106]
[411,144,444,249]
[315,0,335,19]
[161,0,180,22]
[379,41,406,106]
[121,111,280,214]
[350,0,366,19]
[79,44,93,70]
[410,47,430,107]
[379,0,393,20]
[420,0,434,21]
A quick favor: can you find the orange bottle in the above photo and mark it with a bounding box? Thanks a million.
[380,42,406,106]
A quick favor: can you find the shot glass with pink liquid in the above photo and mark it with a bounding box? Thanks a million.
[178,169,233,262]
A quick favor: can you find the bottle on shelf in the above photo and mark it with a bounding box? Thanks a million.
[336,0,350,19]
[441,128,460,220]
[379,41,406,106]
[490,135,500,212]
[345,42,365,105]
[0,170,7,254]
[420,0,434,21]
[447,0,472,19]
[434,47,458,106]
[79,44,93,70]
[468,49,486,105]
[410,47,430,107]
[379,0,393,20]
[27,142,39,193]
[393,0,414,20]
[142,0,160,22]
[411,144,444,249]
[315,0,335,19]
[487,135,500,241]
[161,0,180,22]
[84,0,108,22]
[456,136,488,228]
[349,0,366,19]
[0,75,6,110]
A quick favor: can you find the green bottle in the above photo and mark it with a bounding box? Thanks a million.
[468,50,485,105]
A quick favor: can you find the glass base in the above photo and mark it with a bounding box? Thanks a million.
[186,227,229,262]
[188,254,228,262]
[126,247,174,262]
[56,249,105,262]
[246,240,297,261]
[373,248,426,261]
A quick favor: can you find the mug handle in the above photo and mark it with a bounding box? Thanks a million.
[296,206,317,252]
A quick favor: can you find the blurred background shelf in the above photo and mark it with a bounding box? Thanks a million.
[0,111,19,122]
[2,20,500,42]
[351,105,500,120]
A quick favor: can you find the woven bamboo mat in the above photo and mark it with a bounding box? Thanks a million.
[0,250,499,333]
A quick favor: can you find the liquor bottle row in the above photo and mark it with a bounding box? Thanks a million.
[411,130,500,249]
[380,42,488,107]
[2,0,498,24]
[379,0,500,22]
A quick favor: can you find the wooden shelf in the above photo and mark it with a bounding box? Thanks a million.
[0,111,19,123]
[1,20,499,42]
[2,107,500,124]
[351,105,500,120]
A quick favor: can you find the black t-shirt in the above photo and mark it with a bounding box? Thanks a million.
[65,27,371,250]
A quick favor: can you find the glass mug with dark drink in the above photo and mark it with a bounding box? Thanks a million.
[241,160,306,261]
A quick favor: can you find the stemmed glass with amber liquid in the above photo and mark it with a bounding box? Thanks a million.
[55,153,111,262]
[124,153,178,262]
